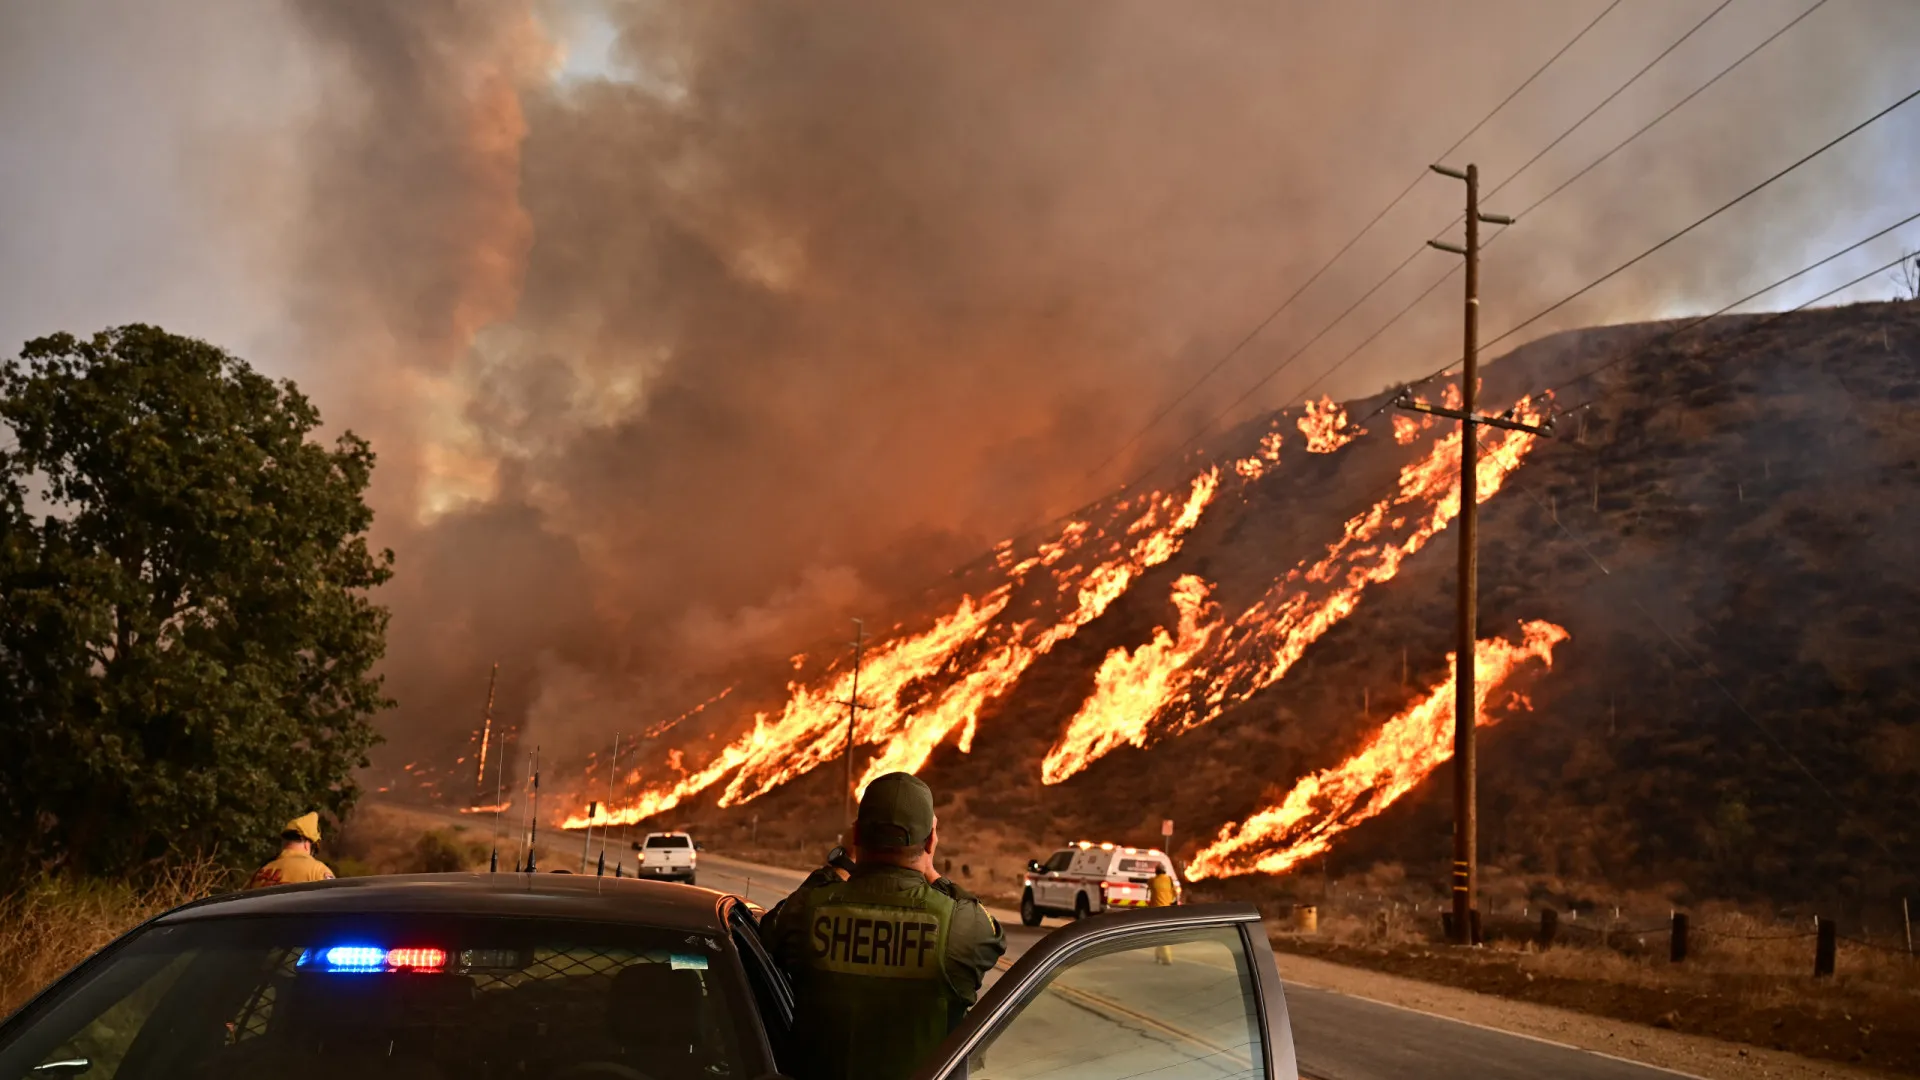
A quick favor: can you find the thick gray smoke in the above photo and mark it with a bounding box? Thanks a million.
[3,0,1915,766]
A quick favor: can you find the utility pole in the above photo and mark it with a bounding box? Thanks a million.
[475,662,499,799]
[1395,162,1545,947]
[836,619,874,833]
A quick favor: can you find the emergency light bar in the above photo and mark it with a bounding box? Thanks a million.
[299,945,448,973]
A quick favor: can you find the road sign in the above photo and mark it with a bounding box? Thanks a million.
[1161,819,1173,838]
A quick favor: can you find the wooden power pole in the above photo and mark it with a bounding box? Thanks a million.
[836,619,873,833]
[1395,162,1546,946]
[475,662,498,798]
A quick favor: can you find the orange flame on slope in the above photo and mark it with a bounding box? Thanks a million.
[1041,393,1547,784]
[1187,619,1569,879]
[1299,397,1363,453]
[852,468,1220,789]
[1041,575,1218,783]
[1235,430,1285,480]
[569,468,1223,828]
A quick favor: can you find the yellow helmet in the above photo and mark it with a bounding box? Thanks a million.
[283,812,322,844]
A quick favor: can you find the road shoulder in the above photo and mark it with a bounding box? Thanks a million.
[1276,952,1898,1080]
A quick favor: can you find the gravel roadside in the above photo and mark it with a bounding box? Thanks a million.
[1275,951,1901,1080]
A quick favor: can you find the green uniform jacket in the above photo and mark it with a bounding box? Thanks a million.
[761,863,1005,1080]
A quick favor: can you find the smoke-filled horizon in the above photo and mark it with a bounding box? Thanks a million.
[4,0,1918,768]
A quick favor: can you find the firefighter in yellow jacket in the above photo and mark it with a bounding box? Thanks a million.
[1150,864,1179,964]
[245,812,336,889]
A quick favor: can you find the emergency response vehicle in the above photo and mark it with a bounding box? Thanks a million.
[635,829,700,883]
[0,873,1299,1080]
[1021,840,1182,926]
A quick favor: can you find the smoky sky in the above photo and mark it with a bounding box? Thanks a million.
[4,0,1919,763]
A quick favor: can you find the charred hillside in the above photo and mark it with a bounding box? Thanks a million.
[562,300,1920,911]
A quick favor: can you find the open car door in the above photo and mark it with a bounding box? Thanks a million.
[913,902,1298,1080]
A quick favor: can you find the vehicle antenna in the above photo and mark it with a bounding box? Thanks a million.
[602,732,620,870]
[516,749,533,873]
[527,746,541,873]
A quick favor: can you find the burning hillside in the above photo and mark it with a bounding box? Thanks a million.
[412,300,1920,908]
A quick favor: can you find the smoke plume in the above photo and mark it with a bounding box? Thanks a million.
[4,0,1916,770]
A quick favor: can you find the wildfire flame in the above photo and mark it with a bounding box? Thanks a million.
[1234,429,1285,480]
[1041,575,1216,783]
[1187,619,1570,880]
[1041,391,1547,784]
[569,467,1223,829]
[1299,396,1363,453]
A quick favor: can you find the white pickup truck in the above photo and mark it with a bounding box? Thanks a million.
[634,831,699,883]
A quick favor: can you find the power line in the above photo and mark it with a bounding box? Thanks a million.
[1078,0,1624,485]
[821,7,1887,618]
[1209,0,1838,438]
[1506,0,1834,222]
[1482,82,1920,357]
[1547,205,1920,403]
[1557,246,1920,418]
[1480,0,1738,206]
[1344,0,1838,419]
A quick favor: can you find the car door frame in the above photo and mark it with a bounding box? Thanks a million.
[910,901,1299,1080]
[722,894,794,1069]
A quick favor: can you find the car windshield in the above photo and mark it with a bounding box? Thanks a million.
[644,836,691,849]
[0,914,753,1080]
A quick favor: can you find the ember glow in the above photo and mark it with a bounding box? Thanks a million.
[568,468,1222,828]
[1187,619,1570,880]
[1042,391,1547,784]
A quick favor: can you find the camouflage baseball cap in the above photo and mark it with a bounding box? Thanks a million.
[856,772,935,848]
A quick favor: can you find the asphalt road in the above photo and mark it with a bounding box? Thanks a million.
[373,810,1693,1080]
[698,854,1694,1080]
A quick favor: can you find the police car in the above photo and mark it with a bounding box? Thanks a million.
[1021,840,1181,925]
[0,872,1298,1080]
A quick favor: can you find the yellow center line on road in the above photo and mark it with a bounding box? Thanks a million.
[1045,979,1255,1073]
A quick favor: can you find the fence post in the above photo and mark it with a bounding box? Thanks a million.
[1539,908,1558,951]
[1669,912,1688,963]
[1442,911,1454,941]
[1904,898,1913,959]
[1470,909,1482,946]
[1814,916,1836,978]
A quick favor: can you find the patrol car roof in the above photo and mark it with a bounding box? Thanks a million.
[155,872,732,932]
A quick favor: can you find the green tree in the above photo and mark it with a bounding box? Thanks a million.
[0,326,393,877]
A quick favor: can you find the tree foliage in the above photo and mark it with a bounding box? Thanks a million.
[0,326,393,876]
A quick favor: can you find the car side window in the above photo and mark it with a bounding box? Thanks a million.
[26,952,197,1079]
[1042,851,1074,873]
[957,924,1270,1080]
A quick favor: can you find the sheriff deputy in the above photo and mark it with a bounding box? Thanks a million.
[760,773,1005,1080]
